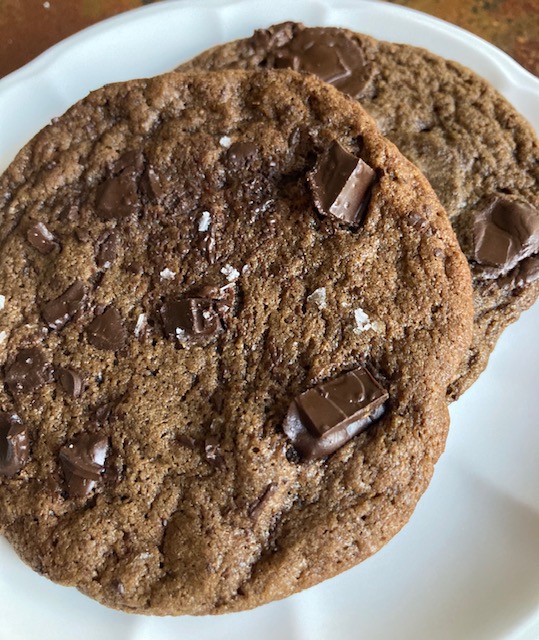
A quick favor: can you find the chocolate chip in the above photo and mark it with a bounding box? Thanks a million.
[161,298,221,339]
[177,434,197,449]
[96,231,119,268]
[42,280,85,330]
[227,141,258,168]
[57,368,83,398]
[59,433,109,497]
[5,347,52,395]
[0,412,29,477]
[264,25,373,97]
[283,366,388,460]
[87,306,126,351]
[26,222,59,254]
[473,197,539,280]
[96,151,143,220]
[308,140,376,226]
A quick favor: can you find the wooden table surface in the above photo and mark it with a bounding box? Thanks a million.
[0,0,537,79]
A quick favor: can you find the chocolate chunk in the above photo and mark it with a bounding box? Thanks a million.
[283,367,388,460]
[113,151,144,175]
[87,306,126,351]
[59,433,108,497]
[42,280,85,330]
[497,255,539,289]
[261,25,372,97]
[227,141,258,168]
[96,231,119,268]
[0,412,29,477]
[75,228,91,243]
[60,203,79,223]
[57,368,83,398]
[96,151,143,219]
[191,283,235,321]
[251,21,296,51]
[26,222,59,254]
[140,165,164,202]
[5,347,52,395]
[473,197,539,279]
[161,298,221,339]
[308,140,376,226]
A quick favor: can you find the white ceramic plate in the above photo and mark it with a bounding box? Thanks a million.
[0,1,538,639]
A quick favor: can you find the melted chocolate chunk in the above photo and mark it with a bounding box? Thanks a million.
[283,367,388,460]
[96,151,144,219]
[161,298,221,339]
[42,280,85,330]
[96,231,119,268]
[5,347,52,395]
[57,368,83,398]
[0,412,29,477]
[59,433,109,497]
[256,23,372,97]
[87,306,126,351]
[308,140,376,226]
[473,197,539,280]
[26,222,59,254]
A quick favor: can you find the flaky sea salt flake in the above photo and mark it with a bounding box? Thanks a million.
[198,210,211,232]
[307,287,327,309]
[353,307,383,334]
[219,136,232,148]
[134,313,147,338]
[160,268,176,281]
[221,264,240,282]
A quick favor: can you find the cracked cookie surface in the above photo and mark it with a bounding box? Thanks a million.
[0,70,472,614]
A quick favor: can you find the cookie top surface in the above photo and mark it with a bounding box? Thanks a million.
[179,22,539,398]
[0,69,472,614]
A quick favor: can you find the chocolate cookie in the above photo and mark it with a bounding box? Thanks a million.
[0,69,472,614]
[178,22,539,399]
